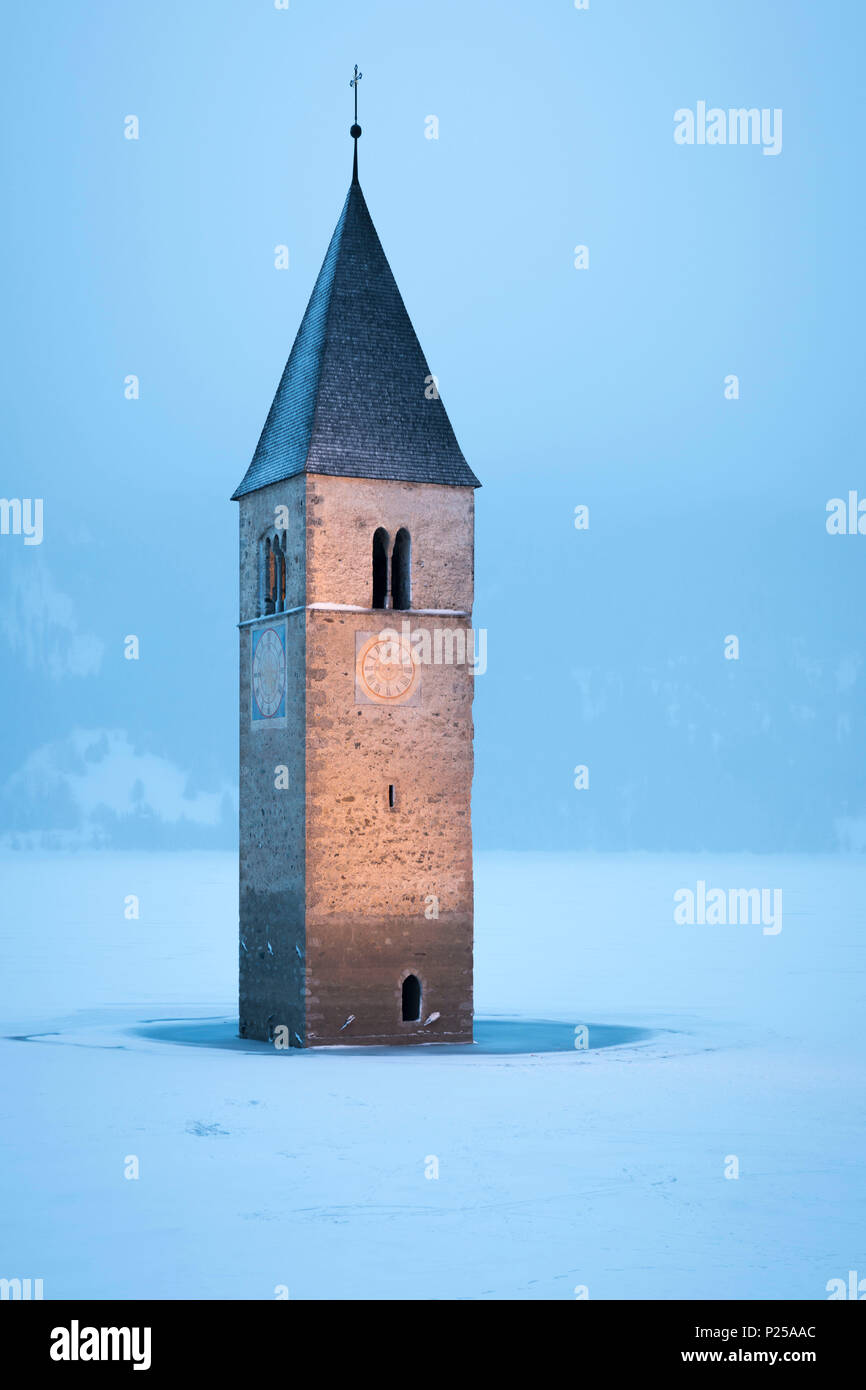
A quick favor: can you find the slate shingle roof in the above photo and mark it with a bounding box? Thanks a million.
[232,178,480,499]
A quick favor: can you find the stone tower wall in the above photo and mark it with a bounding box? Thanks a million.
[238,472,475,1046]
[304,475,475,1045]
[238,476,306,1043]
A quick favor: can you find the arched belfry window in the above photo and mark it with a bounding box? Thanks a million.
[262,537,275,615]
[260,531,287,617]
[392,528,411,611]
[372,528,389,609]
[402,974,421,1023]
[274,534,286,613]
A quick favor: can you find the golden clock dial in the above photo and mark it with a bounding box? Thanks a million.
[356,635,419,703]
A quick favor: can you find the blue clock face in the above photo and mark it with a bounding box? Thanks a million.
[252,627,286,719]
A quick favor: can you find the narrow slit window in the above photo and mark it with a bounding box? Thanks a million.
[388,784,395,809]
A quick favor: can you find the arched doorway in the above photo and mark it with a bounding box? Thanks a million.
[401,973,421,1022]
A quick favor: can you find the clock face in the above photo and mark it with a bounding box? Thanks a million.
[356,634,420,703]
[252,627,286,719]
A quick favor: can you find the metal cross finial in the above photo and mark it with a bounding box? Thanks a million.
[350,64,363,123]
[349,64,363,182]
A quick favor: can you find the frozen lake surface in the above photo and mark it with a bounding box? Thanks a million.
[1,850,863,1300]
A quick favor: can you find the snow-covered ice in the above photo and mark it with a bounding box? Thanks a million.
[0,850,863,1300]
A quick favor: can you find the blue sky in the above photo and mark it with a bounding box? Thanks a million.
[1,0,864,850]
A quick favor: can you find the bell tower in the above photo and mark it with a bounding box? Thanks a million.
[232,81,480,1047]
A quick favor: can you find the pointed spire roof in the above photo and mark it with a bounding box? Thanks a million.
[232,177,480,499]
